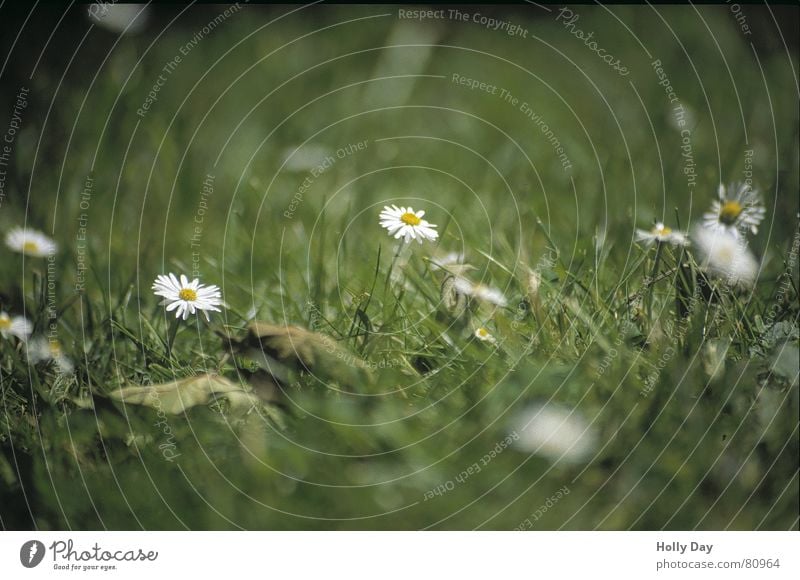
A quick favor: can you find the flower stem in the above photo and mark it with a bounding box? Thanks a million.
[166,316,181,357]
[383,242,406,292]
[646,241,664,321]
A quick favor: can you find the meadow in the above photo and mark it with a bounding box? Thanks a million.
[0,3,797,530]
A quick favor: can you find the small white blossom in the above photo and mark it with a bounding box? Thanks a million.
[635,222,687,246]
[152,273,223,321]
[453,277,508,307]
[379,205,438,244]
[5,227,58,257]
[0,311,32,341]
[702,182,766,238]
[512,403,597,464]
[88,3,149,34]
[28,337,73,374]
[281,144,333,172]
[692,226,759,287]
[430,252,465,270]
[474,327,497,344]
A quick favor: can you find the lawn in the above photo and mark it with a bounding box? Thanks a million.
[0,3,797,530]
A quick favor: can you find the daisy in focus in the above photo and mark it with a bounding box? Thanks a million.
[692,226,758,287]
[379,205,438,244]
[453,277,508,307]
[5,227,58,257]
[27,337,74,374]
[635,222,687,246]
[152,273,223,321]
[0,311,32,341]
[702,182,766,238]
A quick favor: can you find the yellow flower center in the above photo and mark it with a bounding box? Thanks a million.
[719,200,743,225]
[22,241,40,254]
[400,212,421,226]
[476,328,489,338]
[0,317,10,330]
[179,288,198,301]
[655,225,672,236]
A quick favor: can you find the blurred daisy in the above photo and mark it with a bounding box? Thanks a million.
[379,205,438,244]
[281,144,333,172]
[474,327,497,344]
[152,273,223,321]
[430,252,465,270]
[88,3,149,34]
[635,222,687,246]
[0,311,32,341]
[692,226,758,287]
[703,182,765,238]
[28,337,73,374]
[5,227,58,257]
[511,403,597,463]
[453,277,508,307]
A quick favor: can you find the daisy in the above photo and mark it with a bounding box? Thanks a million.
[474,327,497,344]
[635,222,687,246]
[511,403,597,464]
[88,3,149,34]
[702,182,766,238]
[27,337,74,374]
[453,277,508,307]
[152,273,223,321]
[430,252,465,270]
[379,205,438,244]
[0,311,32,341]
[5,227,58,257]
[692,226,758,287]
[281,144,333,172]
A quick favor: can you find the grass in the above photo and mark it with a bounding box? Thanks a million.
[0,4,798,530]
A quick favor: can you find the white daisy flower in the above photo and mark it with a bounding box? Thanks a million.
[474,327,497,344]
[453,277,508,307]
[152,273,223,321]
[28,337,73,374]
[88,3,149,34]
[692,226,758,287]
[702,182,766,238]
[0,311,32,341]
[511,403,597,464]
[379,205,438,244]
[5,227,58,257]
[635,222,687,246]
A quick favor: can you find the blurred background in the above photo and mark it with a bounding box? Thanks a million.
[0,3,797,530]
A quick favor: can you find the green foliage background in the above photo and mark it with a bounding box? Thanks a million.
[0,4,798,530]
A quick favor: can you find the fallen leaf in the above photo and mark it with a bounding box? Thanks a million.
[110,374,258,415]
[230,322,374,390]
